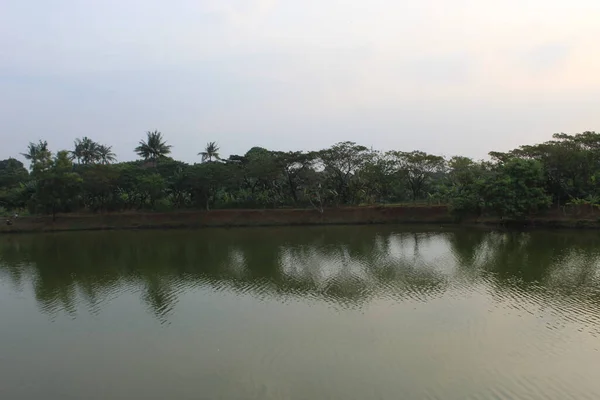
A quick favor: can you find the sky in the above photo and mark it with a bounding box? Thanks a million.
[1,0,599,163]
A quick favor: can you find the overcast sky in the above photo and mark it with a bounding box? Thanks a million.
[1,0,599,163]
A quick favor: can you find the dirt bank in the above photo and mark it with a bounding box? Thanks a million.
[1,206,452,233]
[1,205,599,233]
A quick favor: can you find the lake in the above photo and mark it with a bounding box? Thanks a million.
[1,226,600,399]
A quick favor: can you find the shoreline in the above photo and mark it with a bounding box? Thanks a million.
[2,206,600,234]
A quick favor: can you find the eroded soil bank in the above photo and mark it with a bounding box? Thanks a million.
[1,205,598,233]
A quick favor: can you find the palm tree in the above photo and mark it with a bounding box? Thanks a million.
[21,140,48,161]
[199,141,220,162]
[135,130,172,162]
[71,137,100,164]
[21,140,51,169]
[97,145,117,164]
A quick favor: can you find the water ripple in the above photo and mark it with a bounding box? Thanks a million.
[2,228,600,398]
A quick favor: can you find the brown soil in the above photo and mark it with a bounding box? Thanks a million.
[1,205,599,234]
[1,206,451,233]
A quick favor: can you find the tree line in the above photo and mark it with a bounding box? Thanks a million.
[1,130,599,219]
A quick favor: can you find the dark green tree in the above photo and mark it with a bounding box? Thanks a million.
[318,142,373,204]
[135,131,172,163]
[0,158,30,210]
[390,150,446,201]
[32,151,83,219]
[71,137,100,164]
[97,145,117,165]
[21,140,51,171]
[443,157,489,218]
[481,158,551,220]
[199,142,221,162]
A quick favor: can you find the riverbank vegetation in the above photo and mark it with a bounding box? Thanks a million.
[1,131,599,221]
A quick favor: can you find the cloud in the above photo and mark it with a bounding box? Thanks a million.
[521,43,571,73]
[399,52,473,86]
[1,0,600,163]
[213,0,279,27]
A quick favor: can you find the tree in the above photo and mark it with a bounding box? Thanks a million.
[356,152,398,204]
[33,151,83,220]
[71,137,100,164]
[166,166,191,208]
[21,140,51,171]
[443,157,489,218]
[0,158,28,188]
[390,151,446,201]
[188,162,232,210]
[135,130,172,162]
[79,165,120,211]
[0,158,30,210]
[97,145,117,165]
[481,158,551,220]
[70,137,116,166]
[274,151,316,204]
[113,162,145,209]
[493,131,600,206]
[199,142,221,162]
[7,129,600,217]
[318,142,373,204]
[136,173,166,208]
[243,147,284,206]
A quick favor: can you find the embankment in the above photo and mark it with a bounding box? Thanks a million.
[1,205,599,233]
[1,206,451,233]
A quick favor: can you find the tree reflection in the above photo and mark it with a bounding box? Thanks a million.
[1,227,600,322]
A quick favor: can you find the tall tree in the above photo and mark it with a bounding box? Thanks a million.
[79,164,120,211]
[389,151,446,201]
[199,142,221,162]
[0,158,28,188]
[318,142,373,204]
[442,157,490,217]
[21,140,51,170]
[0,158,30,210]
[97,145,117,165]
[71,137,100,164]
[188,162,232,210]
[33,151,83,220]
[481,158,551,219]
[135,130,172,162]
[356,152,397,204]
[274,151,315,203]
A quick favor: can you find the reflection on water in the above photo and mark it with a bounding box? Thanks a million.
[1,226,600,399]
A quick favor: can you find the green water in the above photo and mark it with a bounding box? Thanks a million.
[1,226,600,399]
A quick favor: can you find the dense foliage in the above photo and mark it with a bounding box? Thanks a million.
[2,131,600,220]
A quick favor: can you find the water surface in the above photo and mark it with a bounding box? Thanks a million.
[1,226,600,399]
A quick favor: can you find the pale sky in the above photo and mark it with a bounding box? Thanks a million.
[1,0,599,163]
